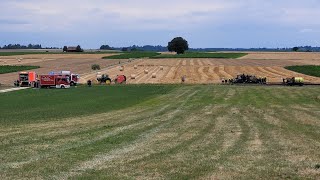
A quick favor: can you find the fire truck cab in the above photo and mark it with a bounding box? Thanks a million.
[16,71,37,87]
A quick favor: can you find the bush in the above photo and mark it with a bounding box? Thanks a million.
[91,64,101,70]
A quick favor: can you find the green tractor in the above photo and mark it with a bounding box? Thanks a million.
[97,74,112,85]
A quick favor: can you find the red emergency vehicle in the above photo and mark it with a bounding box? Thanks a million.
[49,71,79,86]
[15,71,37,87]
[39,75,70,89]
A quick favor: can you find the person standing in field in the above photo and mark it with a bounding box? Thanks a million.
[181,75,186,83]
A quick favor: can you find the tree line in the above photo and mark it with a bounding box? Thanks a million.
[0,44,59,49]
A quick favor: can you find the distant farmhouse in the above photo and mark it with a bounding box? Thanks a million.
[67,47,77,52]
[63,46,83,52]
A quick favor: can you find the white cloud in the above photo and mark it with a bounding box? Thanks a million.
[1,0,320,32]
[0,0,238,31]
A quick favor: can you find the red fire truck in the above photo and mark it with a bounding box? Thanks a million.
[39,75,70,89]
[14,71,37,87]
[49,71,79,86]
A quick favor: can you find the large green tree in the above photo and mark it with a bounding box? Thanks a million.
[76,45,83,52]
[168,37,189,54]
[63,46,67,52]
[292,47,299,52]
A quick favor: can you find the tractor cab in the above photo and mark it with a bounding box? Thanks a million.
[19,72,29,87]
[97,74,112,84]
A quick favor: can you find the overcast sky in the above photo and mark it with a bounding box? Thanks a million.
[1,0,320,48]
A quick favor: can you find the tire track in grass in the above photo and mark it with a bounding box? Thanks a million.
[257,106,320,179]
[95,105,222,179]
[197,89,265,179]
[1,98,174,170]
[52,89,201,179]
[1,87,193,172]
[81,87,219,178]
[0,106,152,139]
[96,88,242,179]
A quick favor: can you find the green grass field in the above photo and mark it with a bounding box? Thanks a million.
[0,65,40,74]
[0,85,174,125]
[103,52,161,59]
[103,52,247,59]
[154,52,248,59]
[285,65,320,77]
[0,85,320,179]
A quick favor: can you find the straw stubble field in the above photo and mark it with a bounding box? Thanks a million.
[94,58,320,84]
[0,85,319,179]
[1,52,320,85]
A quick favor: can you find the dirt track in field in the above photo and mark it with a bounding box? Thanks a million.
[1,52,320,85]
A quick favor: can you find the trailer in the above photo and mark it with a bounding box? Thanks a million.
[39,75,70,89]
[283,77,304,86]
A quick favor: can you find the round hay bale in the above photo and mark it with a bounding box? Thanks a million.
[152,73,156,78]
[160,66,164,70]
[144,69,149,74]
[131,74,136,79]
[119,66,124,71]
[134,65,138,69]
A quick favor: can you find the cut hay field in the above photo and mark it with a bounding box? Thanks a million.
[1,52,320,85]
[0,85,320,179]
[83,58,320,84]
